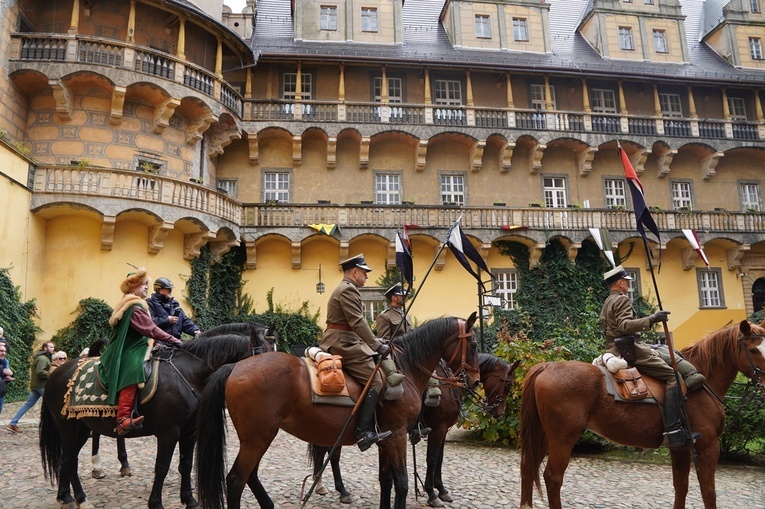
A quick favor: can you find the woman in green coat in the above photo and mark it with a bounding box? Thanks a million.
[98,268,182,435]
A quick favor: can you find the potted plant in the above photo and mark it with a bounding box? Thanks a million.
[139,161,159,174]
[189,177,203,184]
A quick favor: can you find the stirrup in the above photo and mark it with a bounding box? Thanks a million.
[356,429,392,452]
[115,415,144,436]
[409,422,432,445]
[663,428,701,448]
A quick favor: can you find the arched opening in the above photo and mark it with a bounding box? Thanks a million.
[752,277,765,312]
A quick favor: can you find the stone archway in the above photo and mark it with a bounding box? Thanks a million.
[752,277,765,313]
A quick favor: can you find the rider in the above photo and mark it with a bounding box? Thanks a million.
[146,277,201,339]
[99,268,182,435]
[320,254,393,451]
[600,265,699,448]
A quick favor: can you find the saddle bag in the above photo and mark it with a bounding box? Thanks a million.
[613,367,649,400]
[316,355,346,394]
[613,335,637,363]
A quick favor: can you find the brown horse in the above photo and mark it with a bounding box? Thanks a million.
[309,352,519,507]
[519,320,765,509]
[195,313,481,509]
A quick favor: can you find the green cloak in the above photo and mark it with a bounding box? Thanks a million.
[98,304,149,405]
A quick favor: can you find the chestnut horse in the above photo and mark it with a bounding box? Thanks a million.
[195,313,481,509]
[40,332,273,509]
[520,320,765,509]
[309,353,519,507]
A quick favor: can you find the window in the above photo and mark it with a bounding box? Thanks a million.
[217,178,238,198]
[434,80,462,105]
[374,77,403,103]
[320,6,337,31]
[659,93,683,117]
[619,27,634,50]
[750,38,763,60]
[697,268,724,308]
[263,171,290,202]
[604,178,627,208]
[362,8,378,32]
[671,180,693,210]
[282,72,312,100]
[653,30,668,53]
[740,182,761,211]
[440,174,465,205]
[513,18,528,41]
[530,83,557,110]
[644,0,654,4]
[728,97,747,120]
[591,89,617,113]
[374,173,401,205]
[752,0,761,13]
[624,269,641,302]
[492,270,518,310]
[360,287,386,322]
[475,15,491,39]
[543,176,567,208]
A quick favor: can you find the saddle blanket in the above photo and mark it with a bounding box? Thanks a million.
[61,357,159,419]
[302,357,355,407]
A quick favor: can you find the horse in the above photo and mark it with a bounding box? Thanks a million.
[40,332,272,509]
[198,322,277,352]
[519,320,765,509]
[196,313,482,509]
[308,353,519,507]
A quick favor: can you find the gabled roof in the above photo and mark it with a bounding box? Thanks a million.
[250,0,765,85]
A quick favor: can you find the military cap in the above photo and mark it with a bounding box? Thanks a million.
[340,254,372,272]
[603,265,633,286]
[384,283,408,298]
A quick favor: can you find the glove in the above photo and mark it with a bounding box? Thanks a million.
[649,310,670,324]
[376,340,391,359]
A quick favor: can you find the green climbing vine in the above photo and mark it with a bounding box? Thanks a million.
[50,298,113,358]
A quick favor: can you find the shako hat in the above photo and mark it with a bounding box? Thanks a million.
[384,282,408,298]
[340,254,372,272]
[603,265,633,286]
[120,267,149,294]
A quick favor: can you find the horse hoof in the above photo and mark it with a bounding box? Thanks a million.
[91,468,106,479]
[78,501,95,509]
[184,498,199,508]
[438,492,453,503]
[339,493,353,504]
[427,497,444,508]
[60,502,78,509]
[315,486,328,495]
[120,466,132,477]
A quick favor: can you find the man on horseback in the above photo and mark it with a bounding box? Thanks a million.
[320,254,393,451]
[99,268,182,435]
[600,265,698,448]
[146,277,201,339]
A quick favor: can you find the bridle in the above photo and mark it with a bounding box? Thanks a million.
[737,332,765,394]
[423,319,479,390]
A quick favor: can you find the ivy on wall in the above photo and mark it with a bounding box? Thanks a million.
[50,298,113,358]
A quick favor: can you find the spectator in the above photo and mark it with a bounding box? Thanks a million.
[146,277,200,339]
[0,344,14,417]
[6,341,54,434]
[49,351,68,373]
[0,326,9,353]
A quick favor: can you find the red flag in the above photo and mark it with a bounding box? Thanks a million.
[682,229,710,268]
[620,146,660,243]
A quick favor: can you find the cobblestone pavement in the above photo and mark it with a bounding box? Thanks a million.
[1,400,763,509]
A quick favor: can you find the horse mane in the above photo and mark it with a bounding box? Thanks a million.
[681,321,760,376]
[200,322,266,338]
[181,334,251,367]
[392,317,456,372]
[87,338,109,357]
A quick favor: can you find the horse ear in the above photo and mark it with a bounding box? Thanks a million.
[466,311,478,331]
[740,320,752,336]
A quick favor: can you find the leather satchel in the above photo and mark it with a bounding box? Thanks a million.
[613,367,649,400]
[316,355,346,394]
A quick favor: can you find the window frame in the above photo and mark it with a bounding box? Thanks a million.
[360,287,386,323]
[739,181,762,212]
[373,76,403,103]
[262,170,291,203]
[659,93,683,117]
[750,37,763,60]
[603,177,628,209]
[320,5,338,31]
[653,29,668,53]
[591,88,617,113]
[670,179,693,210]
[697,268,725,308]
[439,173,466,205]
[752,0,761,13]
[512,17,528,42]
[624,268,642,303]
[282,72,313,101]
[361,7,378,33]
[433,79,462,106]
[727,97,747,120]
[542,175,568,208]
[492,269,518,310]
[530,83,557,110]
[475,15,491,39]
[619,26,634,51]
[216,178,238,198]
[374,172,402,205]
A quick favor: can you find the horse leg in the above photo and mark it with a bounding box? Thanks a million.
[66,430,92,507]
[432,435,452,503]
[542,435,580,509]
[694,442,719,509]
[378,439,409,509]
[329,447,353,504]
[117,437,132,477]
[423,427,447,508]
[178,434,198,508]
[90,433,106,479]
[147,435,178,509]
[227,430,278,509]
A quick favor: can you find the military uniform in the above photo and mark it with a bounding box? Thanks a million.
[376,305,411,340]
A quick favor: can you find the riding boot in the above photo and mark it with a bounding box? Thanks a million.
[355,389,392,451]
[663,386,700,447]
[115,384,144,436]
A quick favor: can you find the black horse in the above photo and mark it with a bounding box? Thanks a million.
[40,332,272,509]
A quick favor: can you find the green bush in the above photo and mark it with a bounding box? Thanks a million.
[0,268,42,401]
[50,298,113,358]
[720,374,765,458]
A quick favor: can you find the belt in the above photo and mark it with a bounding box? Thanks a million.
[326,323,352,332]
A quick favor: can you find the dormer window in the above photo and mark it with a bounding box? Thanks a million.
[752,0,761,14]
[619,27,634,50]
[513,18,528,42]
[750,38,763,59]
[362,8,378,33]
[320,6,337,31]
[653,30,668,53]
[475,15,491,39]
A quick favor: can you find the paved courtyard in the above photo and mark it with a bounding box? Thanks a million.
[1,400,763,508]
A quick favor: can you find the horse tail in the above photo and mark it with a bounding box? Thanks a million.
[196,363,235,509]
[519,363,549,506]
[39,398,63,485]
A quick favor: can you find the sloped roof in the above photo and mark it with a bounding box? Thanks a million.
[250,0,765,85]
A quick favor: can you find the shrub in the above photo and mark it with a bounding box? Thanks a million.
[50,298,113,358]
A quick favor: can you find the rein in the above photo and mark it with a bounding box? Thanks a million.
[738,333,765,393]
[422,319,478,390]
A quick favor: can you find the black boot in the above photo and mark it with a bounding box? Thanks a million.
[663,386,701,447]
[355,389,392,452]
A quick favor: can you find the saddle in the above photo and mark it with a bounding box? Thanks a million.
[597,365,687,404]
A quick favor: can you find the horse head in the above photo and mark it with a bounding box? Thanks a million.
[737,320,765,389]
[251,323,278,354]
[480,355,519,419]
[442,311,481,389]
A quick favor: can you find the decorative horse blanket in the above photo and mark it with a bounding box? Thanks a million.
[61,357,160,419]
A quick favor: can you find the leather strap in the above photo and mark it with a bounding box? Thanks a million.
[326,323,352,332]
